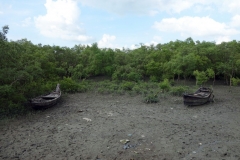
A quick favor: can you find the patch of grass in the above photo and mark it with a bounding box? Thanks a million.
[144,92,159,103]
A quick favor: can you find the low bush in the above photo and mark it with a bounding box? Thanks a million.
[170,86,189,96]
[121,81,135,91]
[144,92,159,103]
[132,85,141,94]
[159,79,171,93]
[231,77,240,86]
[60,77,89,93]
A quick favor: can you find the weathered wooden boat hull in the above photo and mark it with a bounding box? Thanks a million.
[183,87,214,106]
[30,96,61,109]
[30,84,61,109]
[183,94,212,106]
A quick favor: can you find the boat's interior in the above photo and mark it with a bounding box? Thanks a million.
[193,92,209,97]
[41,93,59,99]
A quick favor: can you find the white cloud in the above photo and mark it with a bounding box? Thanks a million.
[21,17,32,27]
[98,34,116,48]
[144,41,158,46]
[149,10,159,16]
[215,36,231,44]
[193,4,214,13]
[153,16,239,41]
[130,44,139,50]
[221,0,240,14]
[35,0,92,42]
[78,0,240,15]
[78,0,205,15]
[230,15,240,27]
[129,41,158,50]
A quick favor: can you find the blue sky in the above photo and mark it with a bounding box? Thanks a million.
[1,0,240,49]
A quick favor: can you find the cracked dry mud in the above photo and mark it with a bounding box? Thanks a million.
[1,85,240,160]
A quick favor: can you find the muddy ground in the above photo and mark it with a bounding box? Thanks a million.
[1,85,240,160]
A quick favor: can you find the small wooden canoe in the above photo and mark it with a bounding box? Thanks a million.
[183,87,214,106]
[30,84,61,109]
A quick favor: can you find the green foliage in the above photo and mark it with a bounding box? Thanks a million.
[2,31,240,118]
[144,93,159,103]
[0,25,9,41]
[127,71,142,82]
[170,86,189,96]
[159,79,171,92]
[112,65,142,82]
[94,80,161,96]
[145,61,162,80]
[0,85,14,98]
[138,82,160,103]
[96,80,120,94]
[206,68,215,79]
[149,76,159,82]
[132,85,141,94]
[231,77,240,86]
[121,81,135,91]
[0,85,27,119]
[59,77,88,93]
[193,70,208,85]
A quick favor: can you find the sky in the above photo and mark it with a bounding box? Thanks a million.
[1,0,240,49]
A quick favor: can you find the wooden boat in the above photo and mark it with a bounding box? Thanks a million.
[30,84,61,109]
[183,87,214,106]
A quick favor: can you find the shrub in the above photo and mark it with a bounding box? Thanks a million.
[132,85,141,94]
[231,77,240,86]
[144,93,159,103]
[77,82,88,92]
[127,71,142,82]
[193,70,208,85]
[121,81,135,91]
[60,77,88,93]
[109,83,120,91]
[159,79,171,92]
[115,89,125,95]
[112,65,142,82]
[95,80,125,94]
[0,88,27,119]
[170,86,189,96]
[97,87,110,94]
[149,76,158,82]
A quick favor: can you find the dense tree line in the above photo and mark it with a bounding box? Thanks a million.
[1,26,240,116]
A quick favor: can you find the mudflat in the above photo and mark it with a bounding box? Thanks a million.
[1,85,240,160]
